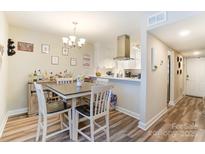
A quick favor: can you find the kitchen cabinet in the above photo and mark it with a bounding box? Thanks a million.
[135,48,141,69]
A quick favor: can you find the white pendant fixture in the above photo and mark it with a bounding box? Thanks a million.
[62,22,86,48]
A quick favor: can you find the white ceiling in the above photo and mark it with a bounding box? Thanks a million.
[5,11,145,45]
[150,12,205,57]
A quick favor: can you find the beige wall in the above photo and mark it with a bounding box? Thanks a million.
[0,12,8,130]
[173,51,184,101]
[146,33,168,121]
[169,50,184,105]
[8,26,94,110]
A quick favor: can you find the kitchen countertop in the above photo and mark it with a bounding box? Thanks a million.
[90,75,141,82]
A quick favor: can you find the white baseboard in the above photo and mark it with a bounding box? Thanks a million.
[169,95,184,106]
[138,107,167,131]
[115,106,140,120]
[0,108,28,137]
[7,108,28,117]
[0,112,8,137]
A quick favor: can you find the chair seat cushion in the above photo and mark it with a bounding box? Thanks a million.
[47,101,69,114]
[76,105,91,116]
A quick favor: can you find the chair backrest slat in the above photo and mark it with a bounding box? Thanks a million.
[90,85,112,117]
[56,78,73,84]
[101,91,107,113]
[97,92,104,114]
[94,93,99,115]
[34,83,47,117]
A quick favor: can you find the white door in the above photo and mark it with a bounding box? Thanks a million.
[186,57,205,97]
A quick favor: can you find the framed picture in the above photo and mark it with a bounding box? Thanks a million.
[17,41,34,52]
[83,54,91,67]
[178,62,181,68]
[51,56,59,65]
[177,56,179,62]
[62,47,69,56]
[70,58,77,66]
[180,57,183,62]
[180,69,182,74]
[41,44,50,54]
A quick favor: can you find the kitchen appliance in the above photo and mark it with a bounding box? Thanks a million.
[125,71,131,77]
[106,71,114,76]
[113,34,134,61]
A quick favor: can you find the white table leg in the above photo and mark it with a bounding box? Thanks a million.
[72,98,77,141]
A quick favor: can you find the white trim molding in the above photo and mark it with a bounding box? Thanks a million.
[138,107,167,131]
[169,100,175,106]
[169,95,184,106]
[0,108,28,137]
[7,108,28,117]
[115,106,140,120]
[0,112,8,137]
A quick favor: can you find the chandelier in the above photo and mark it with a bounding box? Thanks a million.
[62,22,86,48]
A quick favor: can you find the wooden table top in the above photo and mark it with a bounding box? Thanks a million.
[46,82,95,96]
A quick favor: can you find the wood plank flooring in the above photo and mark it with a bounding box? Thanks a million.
[1,96,205,142]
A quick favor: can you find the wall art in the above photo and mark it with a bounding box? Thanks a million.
[51,56,59,65]
[17,41,34,52]
[41,44,50,54]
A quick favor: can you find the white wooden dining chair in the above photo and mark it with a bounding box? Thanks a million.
[34,83,71,142]
[83,78,109,104]
[74,85,113,142]
[56,78,73,84]
[47,78,73,102]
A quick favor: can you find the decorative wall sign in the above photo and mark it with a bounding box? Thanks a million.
[177,56,179,62]
[83,54,91,67]
[70,58,77,66]
[51,56,59,65]
[17,41,34,52]
[8,39,16,56]
[41,44,50,54]
[62,47,69,56]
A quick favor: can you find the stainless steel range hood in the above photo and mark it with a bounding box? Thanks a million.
[113,34,134,60]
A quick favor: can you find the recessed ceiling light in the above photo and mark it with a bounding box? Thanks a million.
[193,51,200,55]
[179,30,190,37]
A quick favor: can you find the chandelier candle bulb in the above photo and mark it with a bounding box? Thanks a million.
[69,35,76,43]
[62,21,86,48]
[62,37,68,44]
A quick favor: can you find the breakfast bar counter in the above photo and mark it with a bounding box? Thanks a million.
[90,75,141,120]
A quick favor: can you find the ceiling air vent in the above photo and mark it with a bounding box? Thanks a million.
[147,12,167,27]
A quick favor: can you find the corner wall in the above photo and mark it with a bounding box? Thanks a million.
[0,12,8,136]
[146,33,168,121]
[139,32,169,130]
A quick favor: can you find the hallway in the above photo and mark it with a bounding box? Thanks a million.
[145,96,205,141]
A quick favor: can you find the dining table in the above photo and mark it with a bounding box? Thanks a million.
[46,82,95,141]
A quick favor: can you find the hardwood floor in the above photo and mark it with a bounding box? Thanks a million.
[1,96,205,142]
